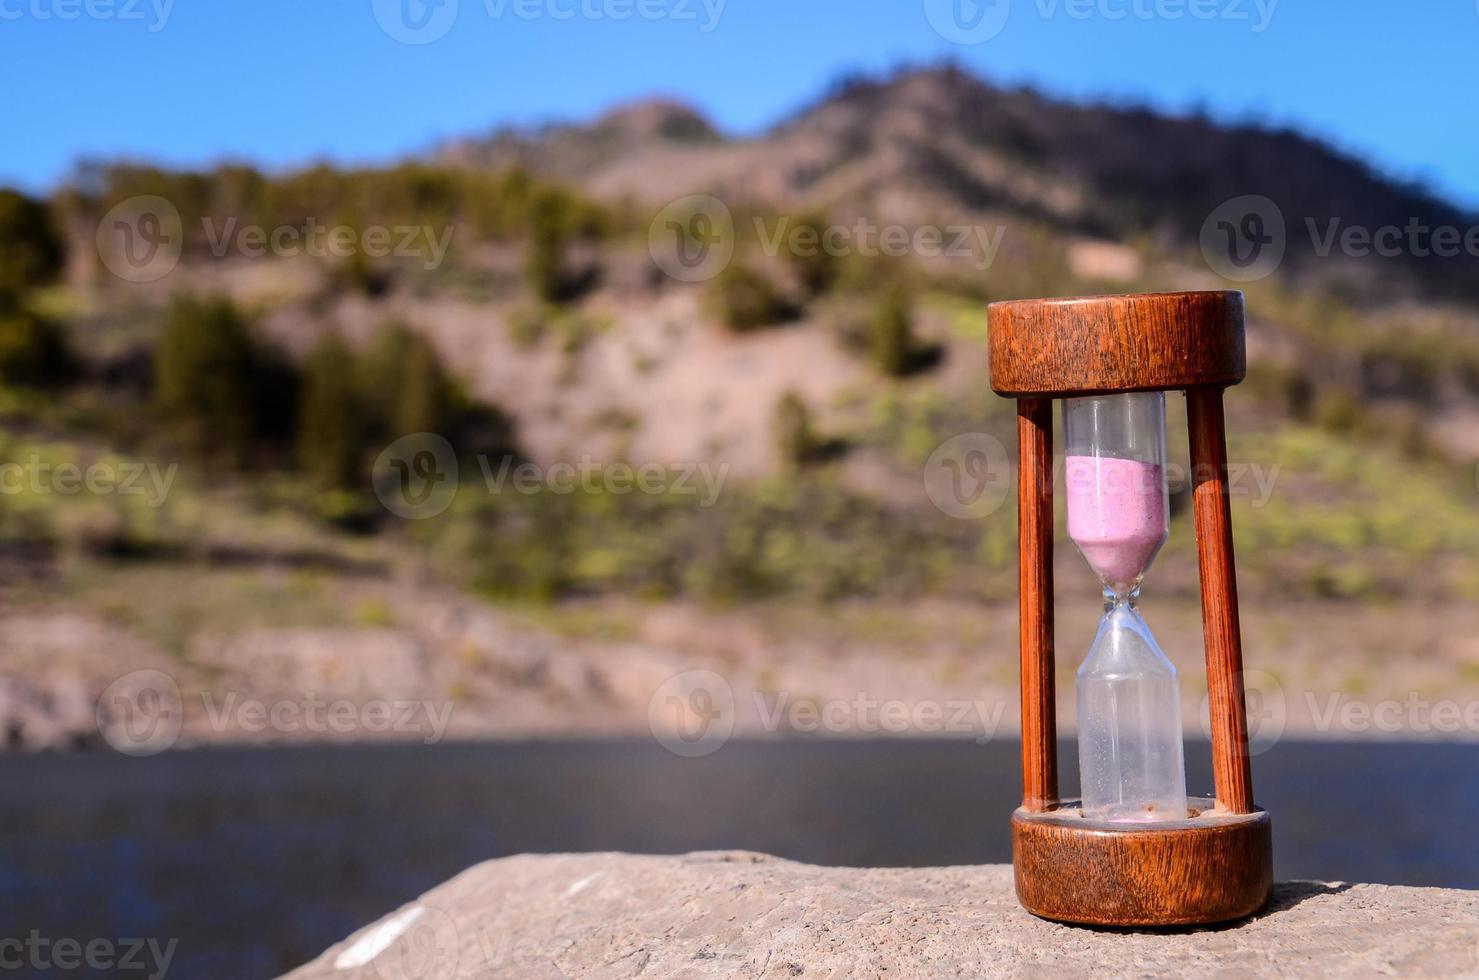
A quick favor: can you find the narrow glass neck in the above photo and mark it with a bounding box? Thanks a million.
[1103,587,1140,612]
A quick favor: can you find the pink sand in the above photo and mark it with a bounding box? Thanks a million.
[1065,456,1166,594]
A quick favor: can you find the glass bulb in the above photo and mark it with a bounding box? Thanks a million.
[1064,392,1188,822]
[1076,600,1188,821]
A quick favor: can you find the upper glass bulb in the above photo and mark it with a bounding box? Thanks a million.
[1063,392,1169,597]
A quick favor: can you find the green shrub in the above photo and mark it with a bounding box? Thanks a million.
[1314,386,1361,434]
[781,211,839,298]
[507,304,548,349]
[708,261,788,332]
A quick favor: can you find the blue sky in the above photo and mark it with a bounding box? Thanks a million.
[4,0,1478,207]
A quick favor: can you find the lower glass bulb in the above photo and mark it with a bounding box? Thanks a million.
[1076,601,1188,822]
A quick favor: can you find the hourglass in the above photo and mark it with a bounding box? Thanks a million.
[988,291,1272,926]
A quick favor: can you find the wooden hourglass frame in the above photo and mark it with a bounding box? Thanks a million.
[987,290,1272,927]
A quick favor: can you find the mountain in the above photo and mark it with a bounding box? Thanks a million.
[442,66,1476,301]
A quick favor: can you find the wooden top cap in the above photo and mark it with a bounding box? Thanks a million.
[988,290,1245,397]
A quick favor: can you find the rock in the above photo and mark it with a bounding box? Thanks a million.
[285,852,1479,979]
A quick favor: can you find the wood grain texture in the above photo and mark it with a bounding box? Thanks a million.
[1012,798,1273,927]
[988,291,1246,397]
[1187,387,1255,815]
[1017,398,1057,811]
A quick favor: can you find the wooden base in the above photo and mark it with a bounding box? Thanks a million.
[1012,797,1272,927]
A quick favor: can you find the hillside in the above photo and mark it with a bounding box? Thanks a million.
[3,65,1479,749]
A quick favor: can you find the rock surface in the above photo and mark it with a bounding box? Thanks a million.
[286,851,1479,979]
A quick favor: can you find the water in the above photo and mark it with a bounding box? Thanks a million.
[2,739,1475,977]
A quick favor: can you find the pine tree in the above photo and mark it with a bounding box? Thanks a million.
[773,391,814,468]
[0,306,72,388]
[153,295,262,462]
[525,189,569,304]
[867,282,915,377]
[296,333,365,488]
[0,189,65,302]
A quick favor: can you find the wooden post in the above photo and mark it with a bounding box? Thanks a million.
[1017,397,1057,812]
[1187,386,1255,815]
